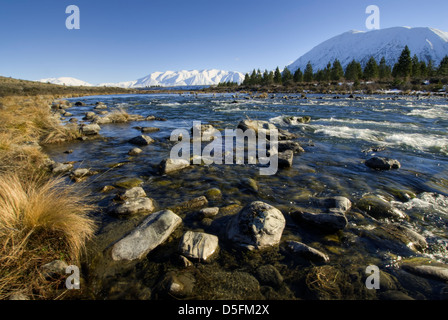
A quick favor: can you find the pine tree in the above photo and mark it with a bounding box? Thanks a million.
[363,56,379,80]
[378,57,391,80]
[437,56,448,77]
[262,69,274,86]
[243,73,250,86]
[411,55,421,79]
[345,59,363,81]
[323,62,332,82]
[427,60,435,77]
[293,68,303,83]
[303,62,314,82]
[331,59,344,81]
[274,67,282,84]
[282,68,293,85]
[419,61,428,78]
[392,46,412,79]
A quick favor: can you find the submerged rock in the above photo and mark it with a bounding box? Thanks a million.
[51,162,73,174]
[159,158,191,174]
[255,265,283,289]
[141,127,160,133]
[227,201,286,250]
[277,150,294,168]
[178,231,219,262]
[111,210,182,261]
[277,141,305,154]
[286,240,330,263]
[110,197,155,216]
[365,157,401,170]
[357,195,407,220]
[128,135,154,146]
[291,210,348,232]
[128,147,142,156]
[402,264,448,282]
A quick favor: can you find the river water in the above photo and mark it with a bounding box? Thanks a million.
[44,92,448,300]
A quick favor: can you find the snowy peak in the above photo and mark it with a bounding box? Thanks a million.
[133,69,245,87]
[38,77,93,86]
[287,27,448,72]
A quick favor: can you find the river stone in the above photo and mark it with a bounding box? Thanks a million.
[277,150,294,168]
[120,186,147,199]
[83,111,96,120]
[357,195,407,220]
[128,135,154,146]
[237,120,277,135]
[178,231,219,262]
[227,201,286,250]
[292,210,348,232]
[282,116,311,125]
[52,162,73,174]
[80,123,101,135]
[157,271,196,298]
[111,210,182,261]
[141,127,160,133]
[192,123,220,142]
[111,197,155,216]
[402,264,448,282]
[277,141,305,154]
[128,147,143,156]
[385,223,428,252]
[255,265,284,288]
[159,158,191,174]
[315,196,352,213]
[286,241,330,263]
[199,207,220,219]
[365,157,401,170]
[41,260,68,278]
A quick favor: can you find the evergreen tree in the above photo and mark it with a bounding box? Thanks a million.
[427,60,435,77]
[262,70,274,86]
[363,56,379,80]
[419,61,428,78]
[274,67,282,84]
[378,57,392,80]
[249,69,258,85]
[345,59,363,81]
[282,67,293,85]
[411,55,421,79]
[437,56,448,77]
[331,59,344,81]
[293,68,303,83]
[303,62,314,82]
[323,62,332,82]
[243,73,250,86]
[392,46,412,79]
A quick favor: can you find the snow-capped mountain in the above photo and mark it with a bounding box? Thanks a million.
[287,27,448,72]
[38,77,93,86]
[97,80,137,88]
[131,69,245,87]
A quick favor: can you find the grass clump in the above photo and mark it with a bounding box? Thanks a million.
[0,174,96,299]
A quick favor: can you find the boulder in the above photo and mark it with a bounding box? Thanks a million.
[192,123,220,142]
[159,158,191,174]
[286,241,330,263]
[277,141,305,154]
[83,111,96,120]
[120,186,147,200]
[227,201,285,250]
[292,210,348,232]
[365,157,401,170]
[111,210,182,261]
[357,195,407,220]
[198,207,220,219]
[178,231,219,262]
[128,135,154,146]
[80,124,101,135]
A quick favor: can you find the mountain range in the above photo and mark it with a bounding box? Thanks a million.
[38,27,448,87]
[287,27,448,72]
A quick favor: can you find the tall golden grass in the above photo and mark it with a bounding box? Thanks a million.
[0,174,96,299]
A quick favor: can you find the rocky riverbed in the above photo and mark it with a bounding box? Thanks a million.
[43,92,448,300]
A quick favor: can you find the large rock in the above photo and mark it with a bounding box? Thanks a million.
[277,141,305,154]
[52,162,73,174]
[111,210,182,261]
[365,157,401,170]
[227,201,285,250]
[128,135,154,146]
[178,231,219,262]
[357,195,407,220]
[80,124,101,135]
[159,158,191,174]
[286,241,330,263]
[292,210,348,232]
[277,150,294,168]
[402,264,448,282]
[237,119,297,141]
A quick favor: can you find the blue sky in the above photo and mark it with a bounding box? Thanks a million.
[1,0,448,84]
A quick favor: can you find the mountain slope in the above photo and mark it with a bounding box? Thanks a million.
[287,27,448,72]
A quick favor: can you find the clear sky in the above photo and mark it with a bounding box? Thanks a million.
[1,0,448,84]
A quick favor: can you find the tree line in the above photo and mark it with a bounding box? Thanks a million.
[238,46,448,87]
